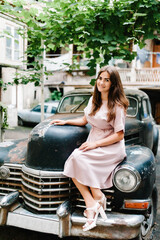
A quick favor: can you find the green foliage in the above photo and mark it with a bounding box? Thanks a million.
[50,90,62,101]
[45,90,62,101]
[0,0,160,85]
[0,103,9,129]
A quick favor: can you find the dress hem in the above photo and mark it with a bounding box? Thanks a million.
[63,172,113,189]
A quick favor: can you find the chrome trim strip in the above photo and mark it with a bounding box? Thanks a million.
[22,180,72,192]
[22,174,70,186]
[103,189,114,193]
[22,165,65,178]
[23,200,59,211]
[3,177,21,181]
[22,192,63,205]
[4,163,22,169]
[0,187,21,192]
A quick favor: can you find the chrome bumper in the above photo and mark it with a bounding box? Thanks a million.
[0,192,144,240]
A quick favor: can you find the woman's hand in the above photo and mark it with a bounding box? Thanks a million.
[50,119,66,125]
[79,142,97,152]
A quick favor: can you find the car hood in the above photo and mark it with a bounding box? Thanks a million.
[24,114,143,171]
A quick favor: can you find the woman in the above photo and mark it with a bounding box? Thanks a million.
[50,65,129,232]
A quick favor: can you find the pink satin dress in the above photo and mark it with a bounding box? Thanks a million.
[63,97,126,189]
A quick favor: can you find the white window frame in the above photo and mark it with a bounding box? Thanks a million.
[5,25,20,61]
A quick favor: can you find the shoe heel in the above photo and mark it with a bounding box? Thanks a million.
[103,196,106,211]
[99,206,107,220]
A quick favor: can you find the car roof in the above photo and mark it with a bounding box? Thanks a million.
[63,88,148,99]
[38,101,59,106]
[124,88,149,99]
[63,88,93,96]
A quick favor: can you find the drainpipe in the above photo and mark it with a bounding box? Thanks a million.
[40,39,45,122]
[0,107,2,142]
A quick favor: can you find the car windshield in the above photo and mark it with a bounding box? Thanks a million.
[58,94,91,113]
[58,94,138,116]
[126,96,138,117]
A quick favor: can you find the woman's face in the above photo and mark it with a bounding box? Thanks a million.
[97,71,111,94]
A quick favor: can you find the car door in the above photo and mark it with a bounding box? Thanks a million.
[141,98,154,150]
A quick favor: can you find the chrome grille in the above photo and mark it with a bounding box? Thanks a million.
[76,189,115,211]
[22,165,77,213]
[0,164,22,196]
[0,164,115,213]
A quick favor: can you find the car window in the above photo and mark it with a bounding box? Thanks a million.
[126,97,138,117]
[51,107,57,114]
[59,95,91,113]
[142,99,150,119]
[32,105,48,113]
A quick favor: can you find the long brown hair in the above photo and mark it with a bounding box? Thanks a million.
[90,65,129,122]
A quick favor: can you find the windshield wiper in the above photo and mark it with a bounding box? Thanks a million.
[70,99,87,113]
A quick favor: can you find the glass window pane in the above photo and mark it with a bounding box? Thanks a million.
[32,105,48,113]
[14,29,19,39]
[32,105,41,112]
[51,107,56,114]
[14,50,19,60]
[126,97,138,116]
[143,100,149,119]
[6,26,11,34]
[44,105,48,113]
[14,40,19,50]
[6,37,12,47]
[59,95,90,113]
[6,48,12,59]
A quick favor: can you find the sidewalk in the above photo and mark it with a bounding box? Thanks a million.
[4,126,33,141]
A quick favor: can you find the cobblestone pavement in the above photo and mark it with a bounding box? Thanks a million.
[1,126,160,240]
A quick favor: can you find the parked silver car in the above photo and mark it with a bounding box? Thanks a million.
[18,101,59,126]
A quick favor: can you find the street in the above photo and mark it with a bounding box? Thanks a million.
[0,126,160,240]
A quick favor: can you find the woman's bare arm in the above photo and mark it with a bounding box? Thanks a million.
[79,130,124,151]
[50,115,88,126]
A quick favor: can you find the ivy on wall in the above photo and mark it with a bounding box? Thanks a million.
[0,103,9,129]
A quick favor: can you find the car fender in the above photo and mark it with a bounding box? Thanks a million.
[0,139,28,165]
[115,145,156,199]
[122,146,155,180]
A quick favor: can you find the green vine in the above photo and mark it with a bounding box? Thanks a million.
[0,103,9,129]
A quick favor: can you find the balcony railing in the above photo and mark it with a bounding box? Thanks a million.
[118,68,160,86]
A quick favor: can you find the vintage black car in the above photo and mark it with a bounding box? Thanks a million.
[0,88,159,240]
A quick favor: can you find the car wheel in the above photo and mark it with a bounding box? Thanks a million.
[18,117,24,126]
[132,195,157,240]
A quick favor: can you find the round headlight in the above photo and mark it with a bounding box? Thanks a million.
[113,166,141,193]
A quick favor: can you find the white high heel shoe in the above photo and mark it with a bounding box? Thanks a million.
[84,193,107,217]
[83,202,107,232]
[98,193,107,210]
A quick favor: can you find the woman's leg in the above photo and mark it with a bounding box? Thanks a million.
[90,187,106,211]
[72,178,107,231]
[90,187,103,200]
[72,178,96,208]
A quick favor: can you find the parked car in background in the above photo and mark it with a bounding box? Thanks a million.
[17,101,59,126]
[0,89,159,240]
